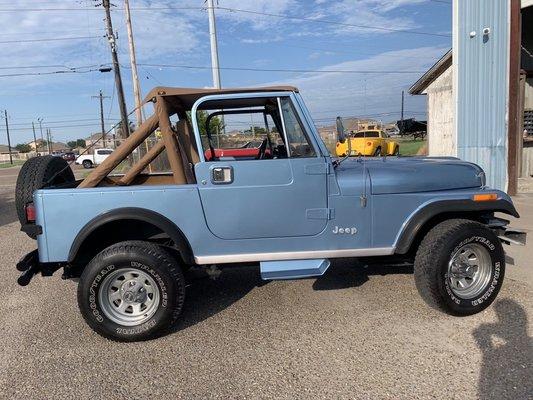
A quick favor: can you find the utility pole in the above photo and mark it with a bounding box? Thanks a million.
[3,110,13,164]
[400,90,405,135]
[37,118,44,154]
[207,0,221,89]
[31,122,38,154]
[124,0,143,127]
[207,0,225,139]
[101,0,130,139]
[47,128,52,154]
[92,90,110,147]
[123,0,150,169]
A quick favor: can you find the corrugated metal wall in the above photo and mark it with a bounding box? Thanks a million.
[454,0,510,191]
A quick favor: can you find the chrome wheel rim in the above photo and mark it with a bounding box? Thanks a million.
[447,243,492,299]
[98,268,160,326]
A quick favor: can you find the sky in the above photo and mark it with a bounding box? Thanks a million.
[0,0,452,145]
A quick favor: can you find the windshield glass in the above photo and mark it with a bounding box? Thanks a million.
[352,131,380,138]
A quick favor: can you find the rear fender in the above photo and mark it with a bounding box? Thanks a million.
[68,207,194,264]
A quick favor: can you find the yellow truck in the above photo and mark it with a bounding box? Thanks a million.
[336,130,399,157]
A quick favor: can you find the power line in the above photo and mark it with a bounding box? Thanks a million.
[214,6,451,38]
[7,118,116,126]
[0,63,105,70]
[0,6,203,12]
[136,63,426,74]
[0,28,101,36]
[0,5,450,38]
[5,122,112,132]
[0,67,105,78]
[0,35,101,44]
[239,41,444,61]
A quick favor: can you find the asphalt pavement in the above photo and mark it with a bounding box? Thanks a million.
[0,165,531,399]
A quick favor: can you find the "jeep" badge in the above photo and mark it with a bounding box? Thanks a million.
[332,226,357,235]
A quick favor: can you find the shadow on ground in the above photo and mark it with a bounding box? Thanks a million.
[313,260,414,291]
[171,265,267,332]
[171,261,415,333]
[474,298,532,400]
[0,189,16,227]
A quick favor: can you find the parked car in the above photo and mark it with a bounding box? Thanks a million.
[75,148,113,168]
[61,152,76,162]
[14,86,526,342]
[336,130,399,157]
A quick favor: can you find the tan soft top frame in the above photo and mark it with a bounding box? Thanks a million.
[79,86,298,189]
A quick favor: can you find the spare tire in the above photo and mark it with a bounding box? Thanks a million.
[15,155,75,238]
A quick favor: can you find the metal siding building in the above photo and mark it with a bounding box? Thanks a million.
[454,0,510,191]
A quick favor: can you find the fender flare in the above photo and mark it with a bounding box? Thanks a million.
[68,207,194,264]
[394,199,519,254]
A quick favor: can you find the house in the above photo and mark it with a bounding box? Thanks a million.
[85,133,107,149]
[409,50,453,156]
[50,142,69,152]
[28,139,47,152]
[0,144,18,154]
[409,1,533,193]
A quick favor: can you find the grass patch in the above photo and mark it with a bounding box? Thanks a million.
[397,139,427,156]
[0,160,25,168]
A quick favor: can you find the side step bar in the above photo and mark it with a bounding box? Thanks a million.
[260,259,330,280]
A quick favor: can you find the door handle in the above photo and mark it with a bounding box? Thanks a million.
[211,166,233,184]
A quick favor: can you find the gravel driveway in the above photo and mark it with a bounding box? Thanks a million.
[0,166,531,399]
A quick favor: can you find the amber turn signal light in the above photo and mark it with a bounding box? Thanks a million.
[473,193,498,202]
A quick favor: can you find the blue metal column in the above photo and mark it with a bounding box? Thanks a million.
[454,0,510,191]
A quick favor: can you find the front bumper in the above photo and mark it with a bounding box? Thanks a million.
[485,217,528,246]
[16,249,61,286]
[499,228,527,246]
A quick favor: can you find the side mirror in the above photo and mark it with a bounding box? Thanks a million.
[336,116,346,143]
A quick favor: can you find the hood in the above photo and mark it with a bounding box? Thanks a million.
[335,157,484,195]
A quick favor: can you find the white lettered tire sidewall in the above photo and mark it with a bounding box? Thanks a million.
[78,241,185,341]
[438,228,505,314]
[414,219,506,316]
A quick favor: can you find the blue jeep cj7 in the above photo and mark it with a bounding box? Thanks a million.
[15,86,527,341]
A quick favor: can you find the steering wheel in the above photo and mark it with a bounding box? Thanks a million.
[256,138,268,160]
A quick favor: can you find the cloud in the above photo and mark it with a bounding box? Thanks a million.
[219,0,433,44]
[262,46,448,123]
[0,0,203,92]
[215,0,297,29]
[314,0,428,35]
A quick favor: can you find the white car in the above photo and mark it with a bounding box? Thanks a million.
[75,148,113,169]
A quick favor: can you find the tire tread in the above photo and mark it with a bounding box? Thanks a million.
[77,240,185,342]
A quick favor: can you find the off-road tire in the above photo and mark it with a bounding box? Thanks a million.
[78,241,186,342]
[15,155,74,238]
[374,147,382,156]
[414,219,505,316]
[82,160,93,169]
[393,146,400,156]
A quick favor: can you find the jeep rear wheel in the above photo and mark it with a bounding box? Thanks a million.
[414,219,505,316]
[77,241,185,341]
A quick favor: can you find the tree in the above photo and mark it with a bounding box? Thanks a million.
[187,110,224,136]
[15,143,32,153]
[67,139,86,149]
[244,126,267,135]
[115,121,134,139]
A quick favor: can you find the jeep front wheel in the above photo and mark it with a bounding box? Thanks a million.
[414,219,505,316]
[77,241,185,341]
[82,160,93,169]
